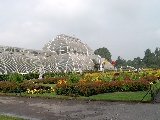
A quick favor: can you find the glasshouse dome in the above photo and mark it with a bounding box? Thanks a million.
[0,34,112,74]
[42,34,101,72]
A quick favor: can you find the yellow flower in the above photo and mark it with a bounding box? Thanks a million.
[50,87,55,91]
[79,79,86,82]
[150,82,153,85]
[57,80,66,84]
[103,60,107,65]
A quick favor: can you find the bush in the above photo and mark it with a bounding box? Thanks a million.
[36,76,67,84]
[9,72,24,83]
[0,80,55,93]
[0,80,34,93]
[0,74,9,81]
[54,80,150,97]
[67,72,80,83]
[43,72,69,78]
[23,72,39,80]
[55,83,79,97]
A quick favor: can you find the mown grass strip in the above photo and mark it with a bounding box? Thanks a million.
[80,91,151,101]
[0,114,25,120]
[0,90,151,102]
[39,83,56,88]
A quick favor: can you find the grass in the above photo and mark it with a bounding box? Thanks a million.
[39,83,56,88]
[0,90,152,102]
[80,91,151,101]
[0,114,25,120]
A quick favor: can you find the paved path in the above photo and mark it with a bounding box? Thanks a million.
[0,95,160,120]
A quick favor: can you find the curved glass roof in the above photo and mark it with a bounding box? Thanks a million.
[0,34,108,74]
[43,34,94,55]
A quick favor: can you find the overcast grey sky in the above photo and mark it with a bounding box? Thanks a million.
[0,0,160,60]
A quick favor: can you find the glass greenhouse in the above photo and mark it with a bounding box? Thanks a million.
[0,34,113,74]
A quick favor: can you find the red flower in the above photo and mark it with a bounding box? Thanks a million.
[111,61,115,66]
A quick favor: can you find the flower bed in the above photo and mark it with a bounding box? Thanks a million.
[54,70,160,97]
[0,69,159,97]
[36,76,67,84]
[55,80,150,97]
[26,85,54,94]
[0,80,34,93]
[0,80,54,94]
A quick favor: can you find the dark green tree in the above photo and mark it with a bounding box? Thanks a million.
[94,47,112,61]
[114,56,126,68]
[126,60,133,66]
[132,57,145,68]
[155,47,160,57]
[143,48,157,68]
[153,47,160,68]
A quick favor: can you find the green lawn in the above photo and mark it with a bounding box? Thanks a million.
[80,91,151,101]
[0,90,151,102]
[39,83,56,88]
[0,115,25,120]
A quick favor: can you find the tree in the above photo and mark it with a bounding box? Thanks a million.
[126,60,133,66]
[94,47,112,61]
[132,57,144,68]
[114,56,126,68]
[143,49,156,68]
[154,47,160,68]
[155,47,160,57]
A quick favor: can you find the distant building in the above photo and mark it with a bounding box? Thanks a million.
[99,58,114,71]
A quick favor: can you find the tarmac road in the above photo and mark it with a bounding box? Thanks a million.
[0,95,160,120]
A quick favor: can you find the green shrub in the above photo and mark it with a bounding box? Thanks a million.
[98,75,111,82]
[0,80,33,93]
[23,72,39,80]
[9,72,24,83]
[0,74,9,81]
[37,77,67,84]
[67,72,80,83]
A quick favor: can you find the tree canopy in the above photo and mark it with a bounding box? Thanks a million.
[94,47,112,61]
[114,47,160,69]
[94,47,160,69]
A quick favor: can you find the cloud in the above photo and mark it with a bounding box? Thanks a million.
[0,21,51,49]
[1,0,160,60]
[33,0,89,21]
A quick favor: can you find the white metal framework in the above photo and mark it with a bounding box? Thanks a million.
[0,34,102,74]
